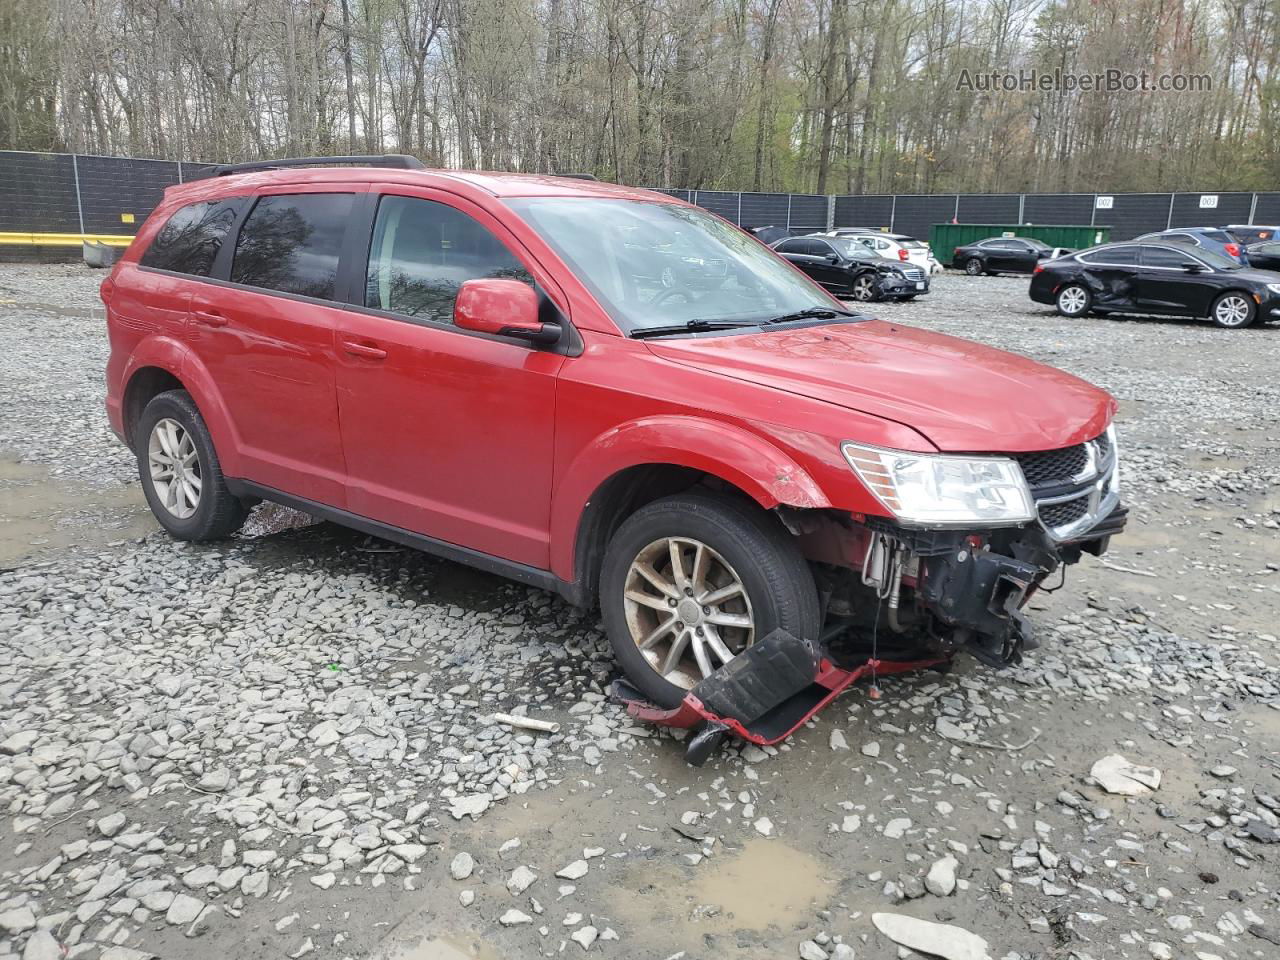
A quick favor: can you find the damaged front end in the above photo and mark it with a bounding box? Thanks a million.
[615,428,1125,764]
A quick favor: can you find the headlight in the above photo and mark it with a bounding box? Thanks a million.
[841,443,1035,526]
[1266,283,1280,295]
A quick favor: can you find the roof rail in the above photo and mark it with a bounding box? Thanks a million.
[558,173,598,181]
[210,154,425,177]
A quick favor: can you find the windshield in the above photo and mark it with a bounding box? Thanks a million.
[828,237,879,259]
[506,197,840,332]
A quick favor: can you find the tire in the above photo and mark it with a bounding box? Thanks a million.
[850,273,880,302]
[136,390,248,540]
[1210,291,1256,328]
[1056,284,1091,317]
[964,257,985,276]
[599,492,821,709]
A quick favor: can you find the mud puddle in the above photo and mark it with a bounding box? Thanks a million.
[607,838,836,945]
[0,455,153,565]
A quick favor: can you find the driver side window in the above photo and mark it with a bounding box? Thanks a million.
[366,195,532,324]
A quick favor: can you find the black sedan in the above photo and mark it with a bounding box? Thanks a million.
[1245,240,1280,271]
[772,235,928,301]
[1029,240,1280,329]
[951,236,1061,275]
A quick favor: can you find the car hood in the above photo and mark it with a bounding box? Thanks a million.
[646,319,1115,452]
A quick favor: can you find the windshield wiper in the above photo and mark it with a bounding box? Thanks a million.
[761,306,857,326]
[630,319,760,339]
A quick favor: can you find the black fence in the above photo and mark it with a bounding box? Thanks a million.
[4,150,1279,259]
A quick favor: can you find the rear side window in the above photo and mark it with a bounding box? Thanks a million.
[231,193,354,300]
[365,195,532,323]
[140,199,241,276]
[775,239,803,254]
[1079,245,1138,265]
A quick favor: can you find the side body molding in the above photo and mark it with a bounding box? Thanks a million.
[549,415,830,582]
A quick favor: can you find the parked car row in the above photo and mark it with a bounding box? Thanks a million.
[933,221,1280,329]
[1029,239,1280,329]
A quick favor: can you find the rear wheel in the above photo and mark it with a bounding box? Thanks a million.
[1210,292,1255,328]
[1056,284,1091,317]
[964,257,985,276]
[599,493,820,708]
[137,390,248,540]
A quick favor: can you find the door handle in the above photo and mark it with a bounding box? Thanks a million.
[341,340,387,360]
[192,309,228,327]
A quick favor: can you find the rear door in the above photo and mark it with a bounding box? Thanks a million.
[1074,245,1140,309]
[332,189,564,568]
[192,186,362,504]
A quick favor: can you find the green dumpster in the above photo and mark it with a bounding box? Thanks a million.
[928,223,1110,253]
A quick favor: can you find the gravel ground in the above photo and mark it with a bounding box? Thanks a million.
[1,263,1278,960]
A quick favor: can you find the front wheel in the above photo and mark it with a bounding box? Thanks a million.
[137,390,248,540]
[599,493,821,708]
[1056,284,1091,317]
[850,273,880,301]
[1210,292,1256,328]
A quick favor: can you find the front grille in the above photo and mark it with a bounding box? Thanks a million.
[1038,496,1091,528]
[902,268,924,282]
[1015,444,1089,486]
[1014,432,1116,540]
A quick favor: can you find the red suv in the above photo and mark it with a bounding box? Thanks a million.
[103,156,1124,718]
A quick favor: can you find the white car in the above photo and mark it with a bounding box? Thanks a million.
[824,229,944,275]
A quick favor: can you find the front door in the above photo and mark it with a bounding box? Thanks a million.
[333,191,564,568]
[1134,245,1216,315]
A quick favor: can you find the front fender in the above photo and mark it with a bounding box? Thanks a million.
[122,336,244,477]
[549,415,830,581]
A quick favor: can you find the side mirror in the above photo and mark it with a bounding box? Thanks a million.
[454,278,560,345]
[825,254,839,264]
[1181,261,1205,273]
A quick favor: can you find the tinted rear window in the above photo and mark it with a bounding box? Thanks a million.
[1080,245,1138,265]
[1201,229,1231,243]
[231,193,354,300]
[140,199,241,276]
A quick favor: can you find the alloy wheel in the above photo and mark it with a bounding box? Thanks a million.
[852,275,875,300]
[148,417,202,519]
[965,258,983,275]
[622,536,755,689]
[1058,286,1088,315]
[1214,295,1251,327]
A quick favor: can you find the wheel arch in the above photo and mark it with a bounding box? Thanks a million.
[119,338,243,474]
[551,416,830,606]
[1207,287,1258,320]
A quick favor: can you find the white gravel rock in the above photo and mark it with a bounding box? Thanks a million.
[450,852,475,880]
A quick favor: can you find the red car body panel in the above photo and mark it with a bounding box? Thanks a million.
[647,321,1115,453]
[103,166,1118,590]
